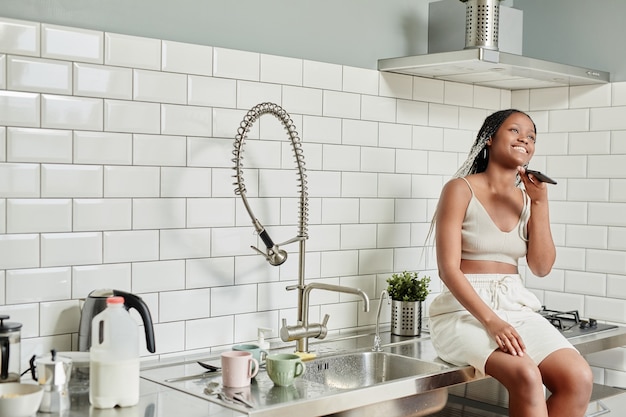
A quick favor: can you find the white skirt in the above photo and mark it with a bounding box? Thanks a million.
[428,274,577,377]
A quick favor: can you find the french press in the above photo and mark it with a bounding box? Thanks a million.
[0,314,22,383]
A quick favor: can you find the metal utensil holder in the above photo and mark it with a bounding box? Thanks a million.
[460,0,502,50]
[391,300,422,337]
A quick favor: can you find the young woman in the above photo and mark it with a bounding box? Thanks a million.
[428,109,593,417]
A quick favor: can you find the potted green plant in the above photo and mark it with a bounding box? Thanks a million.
[386,271,431,337]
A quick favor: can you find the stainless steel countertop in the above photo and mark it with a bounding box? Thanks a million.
[139,325,626,417]
[36,378,246,417]
[46,325,626,417]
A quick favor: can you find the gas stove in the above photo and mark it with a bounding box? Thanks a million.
[539,306,617,338]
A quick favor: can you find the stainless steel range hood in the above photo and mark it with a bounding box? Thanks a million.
[378,0,610,90]
[378,48,610,90]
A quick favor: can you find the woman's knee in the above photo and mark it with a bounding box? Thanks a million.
[576,361,594,387]
[490,358,543,391]
[566,361,593,395]
[543,352,593,397]
[513,361,544,388]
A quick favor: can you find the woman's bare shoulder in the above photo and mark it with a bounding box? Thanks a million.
[441,177,472,198]
[438,178,473,217]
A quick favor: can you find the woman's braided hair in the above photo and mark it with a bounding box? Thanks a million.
[452,108,536,179]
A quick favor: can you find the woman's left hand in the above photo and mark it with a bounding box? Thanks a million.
[518,166,548,202]
[518,165,556,276]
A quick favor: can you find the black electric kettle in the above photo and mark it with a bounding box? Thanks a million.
[78,289,156,353]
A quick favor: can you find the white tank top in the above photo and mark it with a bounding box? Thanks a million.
[460,177,529,266]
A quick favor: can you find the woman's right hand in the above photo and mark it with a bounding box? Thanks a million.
[486,318,527,357]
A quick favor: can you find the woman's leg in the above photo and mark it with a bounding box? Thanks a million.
[485,349,549,417]
[539,348,593,417]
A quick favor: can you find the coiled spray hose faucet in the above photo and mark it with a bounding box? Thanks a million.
[232,102,309,266]
[233,103,369,353]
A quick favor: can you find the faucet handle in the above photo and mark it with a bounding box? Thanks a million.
[317,314,330,340]
[276,236,306,247]
[250,244,287,266]
[251,245,270,259]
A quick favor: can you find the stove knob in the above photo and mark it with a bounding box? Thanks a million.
[579,318,598,329]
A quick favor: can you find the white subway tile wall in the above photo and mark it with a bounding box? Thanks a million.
[0,91,40,127]
[41,24,103,64]
[74,63,132,100]
[2,16,626,381]
[105,33,161,70]
[0,56,5,91]
[7,56,72,94]
[7,127,73,163]
[0,18,40,56]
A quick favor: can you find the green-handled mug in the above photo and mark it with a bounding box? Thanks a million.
[266,353,305,387]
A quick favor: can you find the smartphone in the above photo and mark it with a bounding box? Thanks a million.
[525,169,557,185]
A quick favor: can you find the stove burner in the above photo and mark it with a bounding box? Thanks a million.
[540,307,583,330]
[539,306,613,337]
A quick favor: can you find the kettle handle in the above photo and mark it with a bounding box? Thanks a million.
[113,290,156,353]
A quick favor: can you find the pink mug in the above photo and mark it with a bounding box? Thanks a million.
[221,351,259,388]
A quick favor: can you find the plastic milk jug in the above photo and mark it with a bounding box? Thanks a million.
[89,296,140,408]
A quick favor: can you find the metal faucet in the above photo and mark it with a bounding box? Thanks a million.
[281,282,370,353]
[372,290,390,352]
[232,102,308,269]
[233,103,370,353]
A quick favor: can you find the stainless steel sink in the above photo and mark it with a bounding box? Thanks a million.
[299,351,450,417]
[302,351,447,389]
[141,340,477,417]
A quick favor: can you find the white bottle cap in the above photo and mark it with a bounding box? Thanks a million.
[257,327,272,349]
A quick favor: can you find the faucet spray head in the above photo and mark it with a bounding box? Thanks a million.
[251,219,288,266]
[266,245,288,266]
